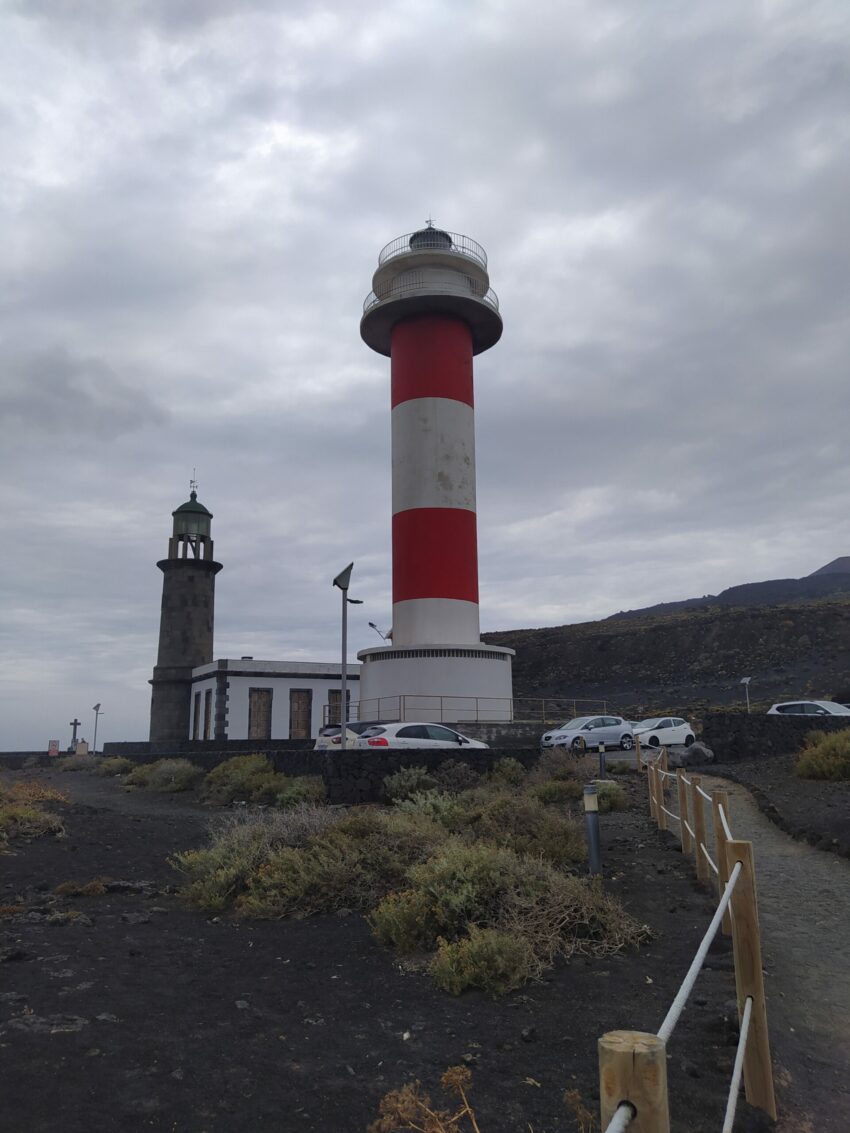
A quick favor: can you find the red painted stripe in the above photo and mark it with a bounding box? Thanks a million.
[391,315,474,408]
[393,508,479,604]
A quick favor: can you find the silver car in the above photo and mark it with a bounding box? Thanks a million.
[540,715,634,753]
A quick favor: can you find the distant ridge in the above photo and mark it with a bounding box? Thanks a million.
[604,558,850,621]
[810,557,850,577]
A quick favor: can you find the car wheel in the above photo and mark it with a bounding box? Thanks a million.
[648,736,660,747]
[571,737,586,753]
[684,735,695,747]
[620,734,634,751]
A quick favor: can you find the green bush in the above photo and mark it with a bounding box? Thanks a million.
[382,765,437,803]
[438,790,586,868]
[57,754,100,773]
[796,729,850,780]
[236,809,449,919]
[96,757,134,777]
[395,790,460,823]
[126,758,202,792]
[489,756,526,787]
[0,803,64,841]
[201,754,275,804]
[172,805,343,912]
[531,779,583,806]
[594,781,628,813]
[275,776,326,808]
[433,760,480,794]
[429,928,539,996]
[370,841,650,991]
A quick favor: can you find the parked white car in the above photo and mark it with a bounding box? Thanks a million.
[540,715,634,753]
[766,700,850,717]
[353,723,488,749]
[632,717,695,747]
[314,721,385,750]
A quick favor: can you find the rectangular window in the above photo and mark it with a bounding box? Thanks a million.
[248,688,273,740]
[203,689,212,740]
[327,689,351,726]
[192,692,201,740]
[289,689,313,739]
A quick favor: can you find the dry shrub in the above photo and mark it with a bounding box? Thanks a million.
[57,754,100,773]
[172,804,343,912]
[594,781,628,813]
[199,755,323,807]
[432,760,479,794]
[236,809,449,919]
[382,765,437,803]
[369,1066,480,1133]
[429,928,539,995]
[0,803,64,840]
[370,842,650,993]
[6,782,69,805]
[531,748,581,783]
[489,756,526,787]
[126,758,202,792]
[531,779,583,806]
[796,729,850,780]
[54,877,112,897]
[442,790,586,868]
[96,757,134,777]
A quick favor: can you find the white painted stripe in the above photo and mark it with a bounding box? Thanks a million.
[392,397,476,514]
[392,597,480,647]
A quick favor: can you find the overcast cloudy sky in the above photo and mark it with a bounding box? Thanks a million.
[1,0,848,749]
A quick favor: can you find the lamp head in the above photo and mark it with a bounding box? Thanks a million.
[333,562,354,591]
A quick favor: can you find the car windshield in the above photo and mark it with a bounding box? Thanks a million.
[636,719,663,728]
[556,718,590,730]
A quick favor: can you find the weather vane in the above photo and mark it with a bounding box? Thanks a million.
[426,214,434,227]
[190,468,198,495]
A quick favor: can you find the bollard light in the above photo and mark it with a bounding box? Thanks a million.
[583,784,602,875]
[597,740,606,779]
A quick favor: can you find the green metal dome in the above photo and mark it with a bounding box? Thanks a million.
[173,490,212,518]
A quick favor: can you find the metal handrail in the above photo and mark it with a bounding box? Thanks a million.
[377,229,488,270]
[363,279,499,315]
[324,694,610,726]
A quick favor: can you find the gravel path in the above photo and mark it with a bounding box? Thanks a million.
[703,776,850,1132]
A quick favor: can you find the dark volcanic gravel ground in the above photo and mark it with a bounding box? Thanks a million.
[714,754,850,857]
[1,769,777,1133]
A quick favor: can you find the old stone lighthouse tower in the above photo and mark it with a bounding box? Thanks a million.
[149,489,222,744]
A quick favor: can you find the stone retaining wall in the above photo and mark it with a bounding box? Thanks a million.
[701,711,850,762]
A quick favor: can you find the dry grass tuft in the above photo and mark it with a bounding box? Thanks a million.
[5,781,70,806]
[54,877,112,897]
[57,754,101,773]
[369,1065,482,1132]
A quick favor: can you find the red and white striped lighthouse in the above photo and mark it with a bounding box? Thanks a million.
[358,225,514,721]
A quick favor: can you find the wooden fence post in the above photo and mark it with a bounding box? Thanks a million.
[654,764,667,831]
[676,769,692,854]
[726,840,777,1120]
[647,761,656,820]
[712,789,732,935]
[660,747,669,795]
[690,775,709,884]
[599,1031,670,1133]
[635,733,642,771]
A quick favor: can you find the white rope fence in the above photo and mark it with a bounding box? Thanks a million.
[657,862,742,1043]
[722,996,754,1133]
[599,756,776,1131]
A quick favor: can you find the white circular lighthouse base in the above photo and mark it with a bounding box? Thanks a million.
[356,643,514,724]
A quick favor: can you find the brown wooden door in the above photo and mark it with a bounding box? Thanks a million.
[248,688,273,740]
[289,689,312,739]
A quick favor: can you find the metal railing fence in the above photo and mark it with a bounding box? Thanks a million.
[377,229,488,270]
[323,694,609,727]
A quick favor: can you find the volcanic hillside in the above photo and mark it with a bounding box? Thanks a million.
[484,560,850,717]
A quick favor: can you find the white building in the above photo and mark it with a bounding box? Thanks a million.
[188,658,360,741]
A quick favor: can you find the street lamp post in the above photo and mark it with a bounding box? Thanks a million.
[332,564,363,751]
[740,677,751,714]
[92,704,103,753]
